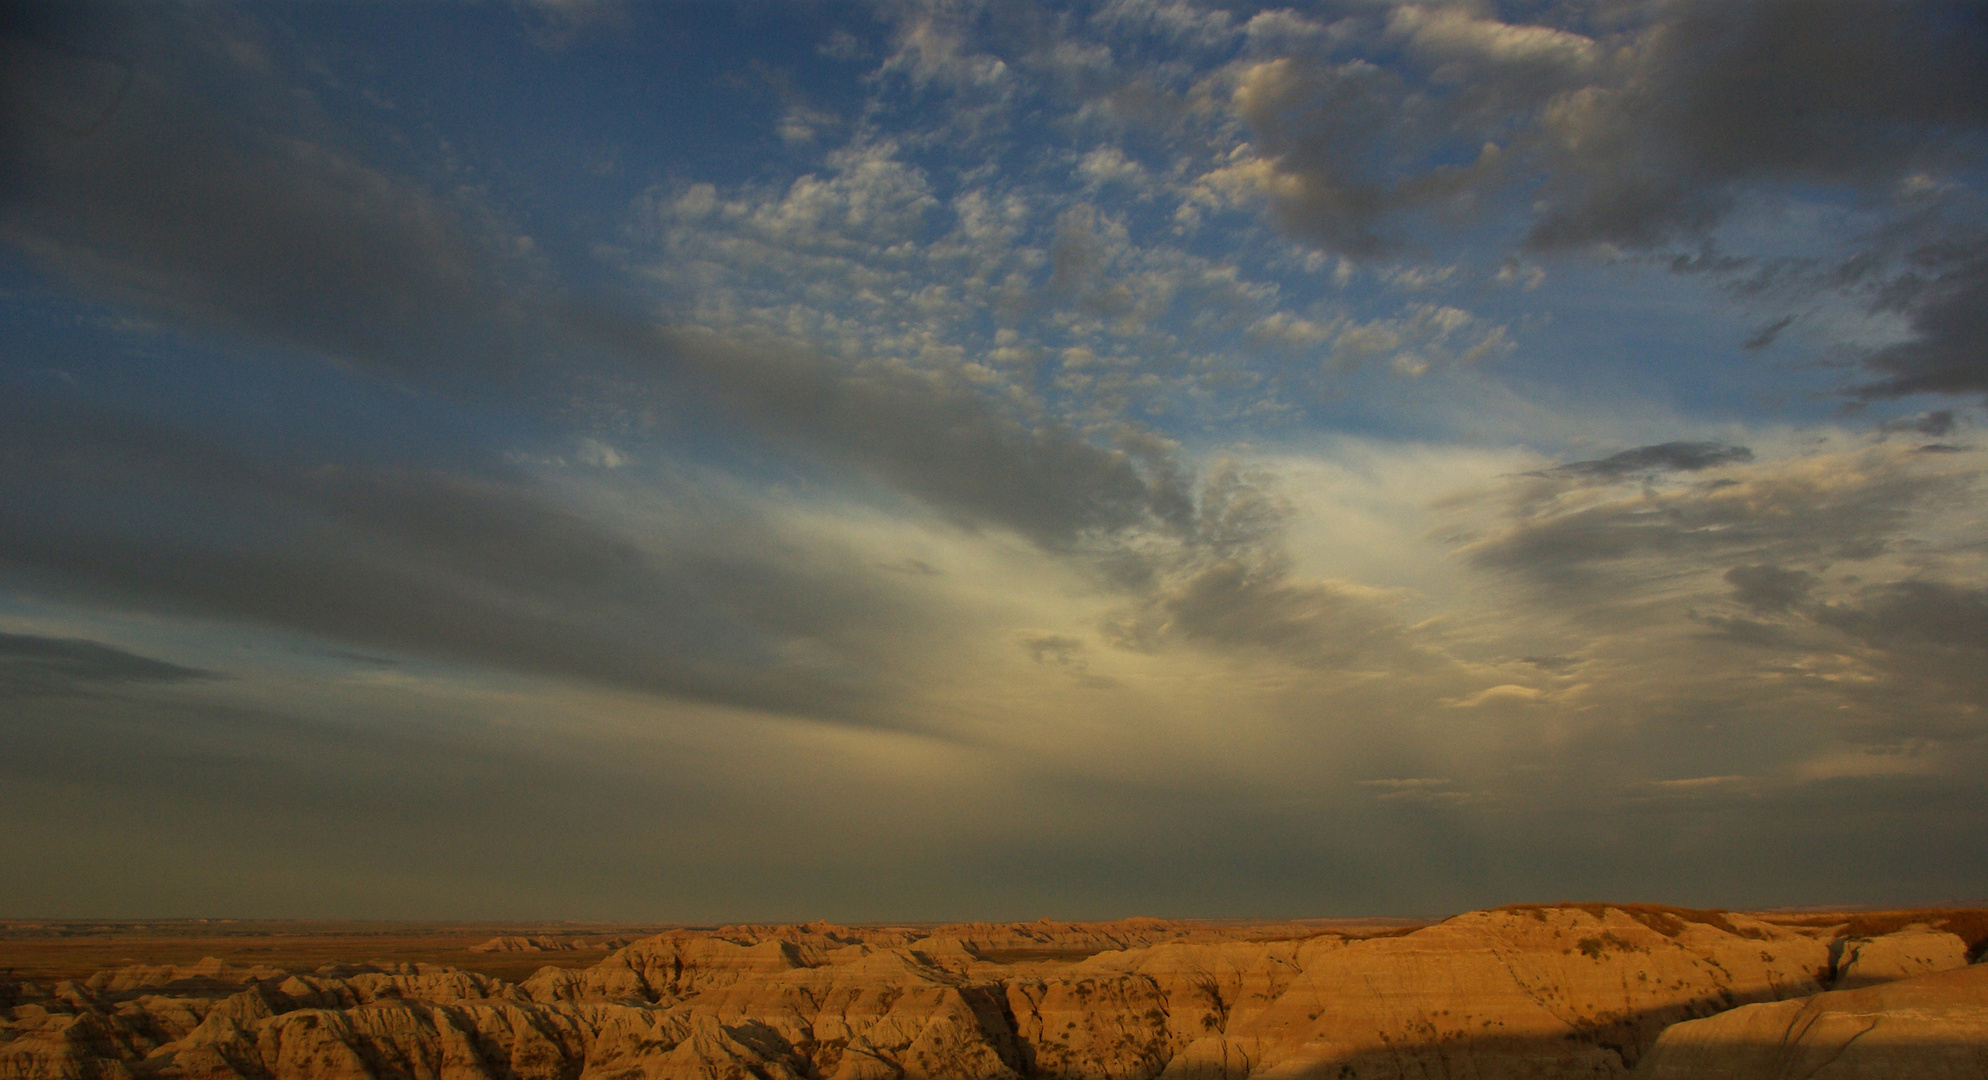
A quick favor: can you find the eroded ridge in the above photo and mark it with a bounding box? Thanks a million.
[2,906,1978,1080]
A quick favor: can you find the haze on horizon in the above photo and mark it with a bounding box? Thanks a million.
[2,0,1985,923]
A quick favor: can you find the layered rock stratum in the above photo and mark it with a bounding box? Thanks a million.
[2,906,1980,1080]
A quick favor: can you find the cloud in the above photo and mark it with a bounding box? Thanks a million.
[1386,5,1597,86]
[573,316,1194,549]
[1198,3,1988,402]
[1090,0,1236,52]
[1088,462,1450,672]
[1817,581,1988,654]
[0,393,952,727]
[0,7,536,383]
[1458,444,1972,587]
[1878,410,1958,438]
[1218,55,1487,258]
[1357,777,1451,790]
[1856,254,1988,398]
[1102,556,1427,670]
[1640,775,1750,791]
[1723,564,1816,615]
[818,29,869,62]
[1442,683,1542,708]
[0,632,222,698]
[1741,314,1794,351]
[1546,441,1754,481]
[880,8,1010,92]
[6,7,1228,583]
[1015,630,1087,668]
[6,0,1988,926]
[1526,2,1988,251]
[1207,3,1599,257]
[1356,777,1491,806]
[1012,629,1114,687]
[1076,145,1145,189]
[516,0,631,49]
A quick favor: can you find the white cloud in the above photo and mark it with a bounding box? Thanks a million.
[881,13,1011,91]
[1077,146,1147,189]
[575,438,628,468]
[1386,6,1598,77]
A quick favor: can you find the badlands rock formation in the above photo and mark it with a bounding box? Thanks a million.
[0,907,1976,1080]
[467,939,629,955]
[1828,924,1970,989]
[1631,962,1988,1079]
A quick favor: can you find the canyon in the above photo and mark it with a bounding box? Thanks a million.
[3,906,1981,1080]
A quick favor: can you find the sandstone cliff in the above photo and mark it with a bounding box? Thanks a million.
[0,907,1968,1080]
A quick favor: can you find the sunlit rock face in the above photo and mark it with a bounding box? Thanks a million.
[1829,924,1970,989]
[1631,963,1988,1080]
[0,906,1974,1080]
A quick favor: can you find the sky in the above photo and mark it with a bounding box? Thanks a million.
[2,0,1986,922]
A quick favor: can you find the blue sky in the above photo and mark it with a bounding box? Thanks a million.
[3,0,1986,920]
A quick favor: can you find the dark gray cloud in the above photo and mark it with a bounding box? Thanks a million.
[1526,2,1988,251]
[1690,612,1802,648]
[0,6,535,383]
[1879,410,1958,438]
[1817,581,1988,654]
[1225,2,1988,399]
[1229,2,1988,256]
[1016,631,1085,668]
[1698,233,1988,400]
[0,393,947,726]
[1723,563,1815,615]
[1740,315,1794,351]
[569,313,1195,549]
[1225,57,1430,259]
[1547,441,1753,481]
[1856,256,1988,398]
[1222,1,1605,257]
[1808,581,1988,734]
[0,631,221,698]
[2,4,1203,575]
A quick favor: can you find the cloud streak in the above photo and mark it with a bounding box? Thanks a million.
[0,632,222,698]
[0,392,958,727]
[1,6,536,385]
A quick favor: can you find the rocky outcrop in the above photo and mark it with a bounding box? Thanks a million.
[1829,924,1970,989]
[1631,962,1988,1079]
[466,937,628,954]
[0,908,1968,1080]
